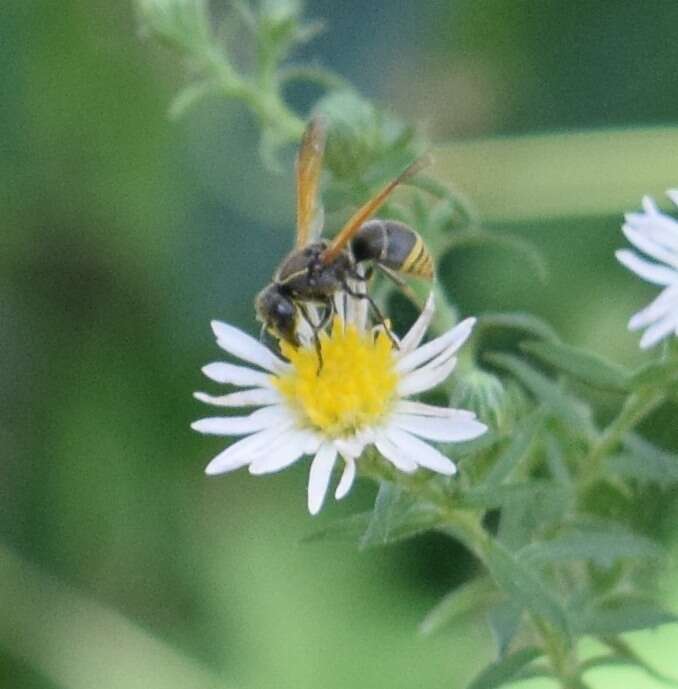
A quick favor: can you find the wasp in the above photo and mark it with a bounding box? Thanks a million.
[255,117,434,355]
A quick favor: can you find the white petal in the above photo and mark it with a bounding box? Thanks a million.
[391,412,487,443]
[622,225,678,270]
[395,400,476,419]
[248,430,315,475]
[193,388,281,408]
[638,312,678,349]
[374,432,418,473]
[307,444,338,515]
[628,285,678,330]
[396,317,475,373]
[626,211,678,253]
[397,355,457,397]
[400,292,435,353]
[615,250,678,286]
[335,457,356,500]
[204,423,295,475]
[191,406,289,436]
[211,320,290,373]
[334,435,367,459]
[386,427,457,476]
[666,189,678,208]
[201,362,273,387]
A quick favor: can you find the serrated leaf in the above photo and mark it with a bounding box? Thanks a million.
[522,340,631,393]
[484,538,571,640]
[486,353,593,433]
[488,599,524,657]
[479,312,560,343]
[359,483,441,549]
[609,434,678,487]
[466,647,543,689]
[519,529,664,569]
[483,412,544,486]
[420,577,500,637]
[573,594,678,635]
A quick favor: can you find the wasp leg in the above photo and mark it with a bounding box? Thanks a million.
[341,280,399,349]
[297,300,335,373]
[374,263,424,309]
[349,265,374,282]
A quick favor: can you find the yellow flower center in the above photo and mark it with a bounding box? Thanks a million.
[273,318,398,437]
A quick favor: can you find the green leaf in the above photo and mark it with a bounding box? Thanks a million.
[441,229,549,283]
[609,434,678,487]
[301,512,370,544]
[488,599,524,658]
[522,340,631,392]
[478,312,560,344]
[466,647,543,689]
[592,636,678,687]
[419,577,500,637]
[359,483,441,549]
[483,412,544,486]
[631,358,678,390]
[459,480,565,510]
[519,528,664,569]
[486,353,593,433]
[573,593,678,635]
[484,538,571,640]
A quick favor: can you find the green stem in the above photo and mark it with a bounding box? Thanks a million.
[359,454,587,689]
[583,388,665,487]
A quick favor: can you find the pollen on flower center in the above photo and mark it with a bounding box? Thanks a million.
[273,317,398,437]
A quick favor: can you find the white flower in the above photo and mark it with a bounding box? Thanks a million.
[616,190,678,349]
[192,291,487,515]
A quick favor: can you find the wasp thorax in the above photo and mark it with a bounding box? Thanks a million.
[255,284,299,346]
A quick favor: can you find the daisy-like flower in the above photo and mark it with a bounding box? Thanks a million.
[616,190,678,349]
[192,292,487,514]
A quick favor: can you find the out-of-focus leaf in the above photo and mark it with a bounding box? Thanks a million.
[573,593,678,635]
[359,483,441,549]
[608,434,678,487]
[441,229,549,283]
[466,647,543,689]
[478,312,560,343]
[459,480,565,510]
[301,512,370,544]
[486,353,593,433]
[483,411,544,486]
[420,577,500,637]
[485,538,570,640]
[169,80,216,119]
[544,431,572,485]
[519,528,664,569]
[592,636,678,687]
[522,340,631,393]
[488,599,524,658]
[631,358,678,390]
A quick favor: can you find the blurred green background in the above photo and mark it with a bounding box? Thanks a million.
[2,1,678,688]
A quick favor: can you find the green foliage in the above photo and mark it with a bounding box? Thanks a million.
[139,3,678,688]
[466,647,544,689]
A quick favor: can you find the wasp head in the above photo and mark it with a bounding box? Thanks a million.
[255,284,299,347]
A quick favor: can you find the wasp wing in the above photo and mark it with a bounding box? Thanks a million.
[296,116,327,248]
[320,154,431,265]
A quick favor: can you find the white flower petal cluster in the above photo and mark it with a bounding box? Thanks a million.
[193,292,487,514]
[616,191,678,349]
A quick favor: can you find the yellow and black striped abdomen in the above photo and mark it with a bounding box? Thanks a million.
[351,219,434,280]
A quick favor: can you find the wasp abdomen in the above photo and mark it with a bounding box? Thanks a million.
[351,219,434,280]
